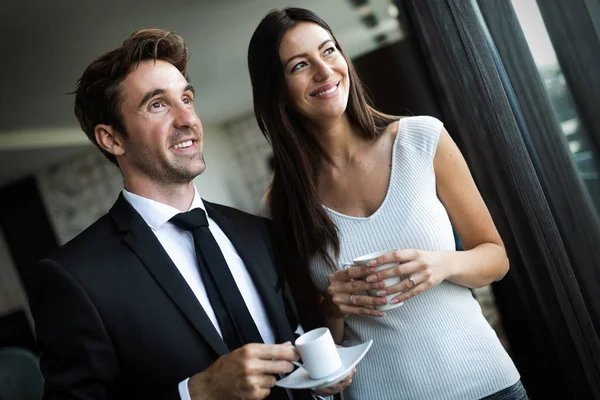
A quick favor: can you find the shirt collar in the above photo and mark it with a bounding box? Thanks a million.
[122,186,206,231]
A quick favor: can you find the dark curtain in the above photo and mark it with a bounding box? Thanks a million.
[477,0,600,337]
[536,0,600,157]
[587,0,600,41]
[397,0,600,398]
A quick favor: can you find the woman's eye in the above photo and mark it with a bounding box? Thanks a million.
[324,47,336,56]
[291,61,307,73]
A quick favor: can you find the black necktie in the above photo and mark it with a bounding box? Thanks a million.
[170,208,264,350]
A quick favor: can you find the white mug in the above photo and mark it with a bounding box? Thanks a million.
[290,328,342,379]
[343,249,405,311]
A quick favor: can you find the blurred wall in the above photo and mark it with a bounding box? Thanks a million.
[194,123,256,213]
[353,39,442,119]
[0,230,27,316]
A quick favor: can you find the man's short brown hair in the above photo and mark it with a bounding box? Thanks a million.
[74,29,189,166]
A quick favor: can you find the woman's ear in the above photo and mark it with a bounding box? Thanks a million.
[94,124,125,157]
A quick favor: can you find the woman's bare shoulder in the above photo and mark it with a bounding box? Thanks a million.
[386,116,406,140]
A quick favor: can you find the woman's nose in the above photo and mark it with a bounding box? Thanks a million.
[313,60,333,82]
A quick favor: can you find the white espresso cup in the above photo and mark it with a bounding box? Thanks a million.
[290,328,342,379]
[343,249,405,311]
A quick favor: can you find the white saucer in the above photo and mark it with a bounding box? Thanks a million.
[276,340,373,390]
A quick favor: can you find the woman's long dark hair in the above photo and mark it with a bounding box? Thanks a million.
[248,8,396,320]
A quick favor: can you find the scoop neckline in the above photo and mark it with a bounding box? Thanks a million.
[323,117,404,221]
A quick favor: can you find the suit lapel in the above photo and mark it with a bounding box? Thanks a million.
[110,195,229,357]
[204,202,295,343]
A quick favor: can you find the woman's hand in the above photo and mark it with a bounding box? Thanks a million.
[312,367,357,397]
[365,249,450,305]
[324,265,388,318]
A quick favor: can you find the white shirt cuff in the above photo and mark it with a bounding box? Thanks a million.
[178,377,191,400]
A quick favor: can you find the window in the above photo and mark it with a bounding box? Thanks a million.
[511,0,600,213]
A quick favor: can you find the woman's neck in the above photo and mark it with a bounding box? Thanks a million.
[315,114,370,168]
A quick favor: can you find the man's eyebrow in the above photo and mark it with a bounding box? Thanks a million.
[138,84,195,108]
[185,84,195,96]
[282,39,334,68]
[138,89,165,108]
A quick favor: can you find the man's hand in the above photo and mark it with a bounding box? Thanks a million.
[187,342,298,400]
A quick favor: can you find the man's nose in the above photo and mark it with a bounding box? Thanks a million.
[173,102,199,129]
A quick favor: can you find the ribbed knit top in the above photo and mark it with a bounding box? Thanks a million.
[309,116,520,400]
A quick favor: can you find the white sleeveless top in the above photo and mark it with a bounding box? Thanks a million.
[309,116,520,400]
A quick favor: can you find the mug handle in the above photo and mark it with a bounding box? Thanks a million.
[287,344,304,369]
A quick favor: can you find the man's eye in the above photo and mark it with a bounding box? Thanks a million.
[183,97,193,104]
[150,101,162,109]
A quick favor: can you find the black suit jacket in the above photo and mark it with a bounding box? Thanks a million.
[25,195,310,400]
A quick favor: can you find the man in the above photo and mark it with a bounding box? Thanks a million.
[25,29,352,400]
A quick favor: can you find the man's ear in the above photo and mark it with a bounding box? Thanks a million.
[95,124,126,157]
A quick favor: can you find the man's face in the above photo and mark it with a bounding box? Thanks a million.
[116,59,205,186]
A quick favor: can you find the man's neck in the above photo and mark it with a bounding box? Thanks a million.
[124,179,196,212]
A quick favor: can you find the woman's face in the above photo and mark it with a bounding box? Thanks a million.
[279,22,350,125]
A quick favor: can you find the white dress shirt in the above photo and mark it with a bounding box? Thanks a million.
[122,187,277,400]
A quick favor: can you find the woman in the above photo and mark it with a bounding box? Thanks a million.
[248,7,525,400]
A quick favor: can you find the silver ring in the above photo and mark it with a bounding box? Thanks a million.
[349,294,355,305]
[408,276,416,287]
